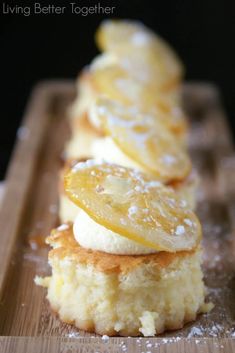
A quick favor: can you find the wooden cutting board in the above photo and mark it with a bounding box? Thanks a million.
[0,81,234,353]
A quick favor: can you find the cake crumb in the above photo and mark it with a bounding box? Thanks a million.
[101,335,109,341]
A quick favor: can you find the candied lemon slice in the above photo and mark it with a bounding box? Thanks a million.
[91,64,135,105]
[64,161,201,252]
[90,63,183,120]
[90,63,187,140]
[92,98,191,182]
[153,88,188,141]
[95,20,184,86]
[90,57,177,107]
[114,50,180,92]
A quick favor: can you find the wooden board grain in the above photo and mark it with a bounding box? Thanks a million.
[0,81,234,353]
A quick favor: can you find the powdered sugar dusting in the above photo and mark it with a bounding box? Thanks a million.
[175,225,185,236]
[161,154,177,165]
[131,31,151,46]
[57,224,69,231]
[184,218,193,226]
[128,205,139,216]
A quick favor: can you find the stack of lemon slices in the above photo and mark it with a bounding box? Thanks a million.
[35,20,212,337]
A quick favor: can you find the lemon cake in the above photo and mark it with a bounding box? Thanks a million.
[68,20,188,144]
[69,59,187,142]
[62,97,194,223]
[35,224,207,336]
[87,97,191,183]
[36,161,209,336]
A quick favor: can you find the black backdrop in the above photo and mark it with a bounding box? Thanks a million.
[0,0,235,179]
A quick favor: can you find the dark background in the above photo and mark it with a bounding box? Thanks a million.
[0,0,234,179]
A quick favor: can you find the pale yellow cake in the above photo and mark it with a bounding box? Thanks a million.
[35,224,209,336]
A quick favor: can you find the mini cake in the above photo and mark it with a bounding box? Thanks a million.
[62,97,196,222]
[69,58,187,143]
[35,224,207,336]
[68,20,188,145]
[36,161,209,336]
[88,97,191,184]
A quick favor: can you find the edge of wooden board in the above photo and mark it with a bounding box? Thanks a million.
[0,80,74,298]
[0,336,235,353]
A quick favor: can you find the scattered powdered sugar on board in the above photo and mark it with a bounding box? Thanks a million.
[154,196,235,341]
[101,335,109,342]
[65,331,80,338]
[23,251,50,273]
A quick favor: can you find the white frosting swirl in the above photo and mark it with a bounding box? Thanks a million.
[73,209,157,255]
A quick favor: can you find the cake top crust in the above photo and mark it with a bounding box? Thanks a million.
[47,223,199,274]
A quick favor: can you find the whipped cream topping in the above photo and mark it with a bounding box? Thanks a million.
[91,136,145,172]
[73,209,157,255]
